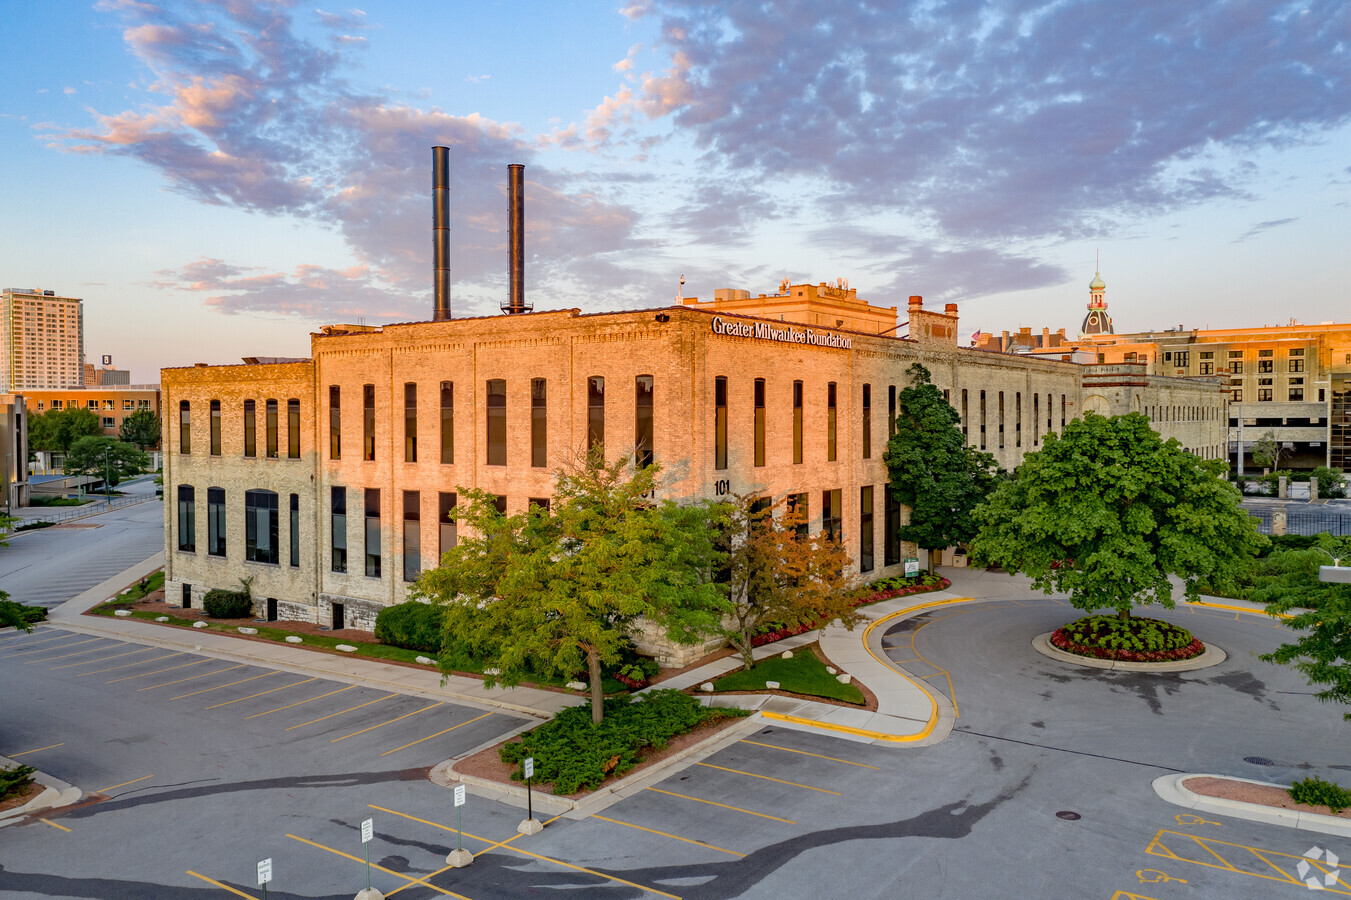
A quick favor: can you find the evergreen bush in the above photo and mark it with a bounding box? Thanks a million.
[374,601,444,653]
[0,763,37,801]
[202,589,253,619]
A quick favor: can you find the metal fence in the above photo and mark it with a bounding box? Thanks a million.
[1248,508,1351,536]
[16,492,160,528]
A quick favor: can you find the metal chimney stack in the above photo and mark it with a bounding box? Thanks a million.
[432,146,451,321]
[503,163,530,314]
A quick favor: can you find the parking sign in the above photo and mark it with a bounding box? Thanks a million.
[454,784,466,807]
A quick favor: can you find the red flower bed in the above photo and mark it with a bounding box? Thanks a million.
[749,577,951,647]
[1049,628,1205,662]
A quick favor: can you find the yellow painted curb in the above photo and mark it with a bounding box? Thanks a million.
[1192,600,1287,618]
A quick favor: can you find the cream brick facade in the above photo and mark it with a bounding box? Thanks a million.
[161,299,1226,660]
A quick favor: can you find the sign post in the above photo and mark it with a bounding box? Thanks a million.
[362,818,373,891]
[257,858,271,900]
[445,784,474,867]
[517,756,543,835]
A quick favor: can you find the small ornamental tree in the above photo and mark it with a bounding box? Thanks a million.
[969,412,1266,619]
[64,436,150,487]
[118,408,162,450]
[1250,431,1286,471]
[412,452,727,723]
[885,363,998,573]
[717,494,856,672]
[27,407,102,453]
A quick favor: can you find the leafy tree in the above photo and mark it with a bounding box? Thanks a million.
[1,515,37,632]
[1311,465,1347,500]
[1250,431,1286,470]
[63,436,149,487]
[716,494,856,671]
[969,412,1266,619]
[413,452,727,723]
[884,363,998,573]
[27,407,102,453]
[118,408,162,450]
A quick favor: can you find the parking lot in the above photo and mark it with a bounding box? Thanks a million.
[3,594,1350,898]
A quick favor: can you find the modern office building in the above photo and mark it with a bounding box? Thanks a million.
[85,357,132,386]
[1,288,85,391]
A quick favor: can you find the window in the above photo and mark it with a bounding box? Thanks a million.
[962,389,969,440]
[1291,377,1304,385]
[402,491,420,582]
[36,401,43,411]
[244,400,256,457]
[177,485,195,551]
[998,391,1005,449]
[1199,362,1214,375]
[531,378,547,467]
[1258,360,1274,373]
[179,401,190,454]
[329,386,340,460]
[1258,378,1273,386]
[862,384,872,459]
[822,489,842,542]
[529,497,550,512]
[754,378,766,467]
[102,416,115,429]
[859,486,874,573]
[1014,392,1021,448]
[51,400,61,410]
[635,375,654,468]
[88,399,98,410]
[1291,348,1305,356]
[793,380,804,464]
[331,487,347,573]
[827,382,837,461]
[1258,389,1273,402]
[1033,394,1040,444]
[1060,394,1066,429]
[1230,361,1244,374]
[1258,349,1273,357]
[363,384,375,461]
[486,379,506,465]
[493,495,507,515]
[888,385,897,438]
[787,492,809,538]
[245,490,279,565]
[266,399,278,458]
[715,376,728,470]
[1174,351,1190,368]
[438,492,457,554]
[440,381,454,464]
[1290,358,1305,373]
[289,494,300,568]
[287,399,300,459]
[404,383,417,462]
[123,399,133,411]
[1232,389,1242,402]
[884,487,901,567]
[207,487,226,557]
[364,488,381,577]
[979,391,987,450]
[1290,388,1304,401]
[588,376,605,453]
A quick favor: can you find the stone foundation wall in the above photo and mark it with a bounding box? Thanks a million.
[317,593,384,632]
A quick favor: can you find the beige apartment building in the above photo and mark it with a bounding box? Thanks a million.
[1,288,85,391]
[160,285,1225,660]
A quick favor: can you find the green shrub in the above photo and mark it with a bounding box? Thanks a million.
[499,689,745,794]
[374,601,444,653]
[202,589,253,619]
[0,600,48,628]
[1311,466,1348,499]
[0,763,37,801]
[1289,775,1351,814]
[1059,615,1195,653]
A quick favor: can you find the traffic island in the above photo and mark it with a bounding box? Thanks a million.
[1032,614,1226,672]
[1033,632,1225,672]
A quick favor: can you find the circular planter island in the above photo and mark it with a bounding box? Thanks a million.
[1033,614,1226,672]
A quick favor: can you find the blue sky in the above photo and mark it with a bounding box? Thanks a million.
[3,0,1349,382]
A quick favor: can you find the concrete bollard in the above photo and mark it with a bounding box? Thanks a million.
[1272,509,1287,536]
[1311,476,1319,501]
[355,889,385,900]
[1278,475,1288,499]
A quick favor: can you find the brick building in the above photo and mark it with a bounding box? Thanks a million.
[160,286,1226,661]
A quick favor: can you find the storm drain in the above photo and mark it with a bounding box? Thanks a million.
[1244,756,1275,766]
[1055,811,1082,821]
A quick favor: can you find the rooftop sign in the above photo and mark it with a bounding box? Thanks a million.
[711,316,852,349]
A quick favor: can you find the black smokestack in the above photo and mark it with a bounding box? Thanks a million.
[432,146,451,322]
[504,163,530,314]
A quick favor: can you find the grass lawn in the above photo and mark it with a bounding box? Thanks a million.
[713,648,864,705]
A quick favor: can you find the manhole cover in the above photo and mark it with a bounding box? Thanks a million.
[1055,811,1081,820]
[1244,756,1275,766]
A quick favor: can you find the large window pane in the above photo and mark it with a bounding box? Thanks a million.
[331,486,347,573]
[531,378,547,468]
[862,384,871,459]
[635,375,654,468]
[588,376,605,454]
[404,383,417,462]
[486,379,506,466]
[438,492,457,556]
[827,383,837,462]
[793,380,803,464]
[402,490,420,582]
[289,493,300,568]
[364,488,381,577]
[179,401,190,454]
[440,381,453,464]
[859,486,874,573]
[177,484,195,551]
[245,489,279,564]
[715,376,727,470]
[823,488,842,542]
[288,399,300,459]
[210,400,221,456]
[244,399,256,458]
[753,378,765,467]
[329,385,340,460]
[363,384,375,461]
[207,487,226,556]
[266,399,278,458]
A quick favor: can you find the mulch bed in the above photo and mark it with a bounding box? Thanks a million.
[0,781,46,814]
[1184,776,1351,820]
[454,714,747,800]
[1049,628,1205,663]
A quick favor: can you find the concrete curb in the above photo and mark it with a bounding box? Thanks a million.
[433,713,765,819]
[1032,632,1227,672]
[0,755,83,828]
[1152,773,1351,839]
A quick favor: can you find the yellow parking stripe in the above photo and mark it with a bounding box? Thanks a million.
[0,633,75,649]
[80,651,183,676]
[9,742,64,758]
[50,647,153,670]
[96,775,153,793]
[379,711,493,756]
[138,663,247,691]
[363,807,680,899]
[204,678,318,710]
[330,702,443,743]
[592,814,745,856]
[108,657,207,683]
[185,870,258,899]
[22,641,114,663]
[740,739,880,769]
[169,671,277,700]
[645,787,797,824]
[695,762,841,795]
[245,684,356,719]
[285,693,395,730]
[40,818,71,832]
[285,834,470,899]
